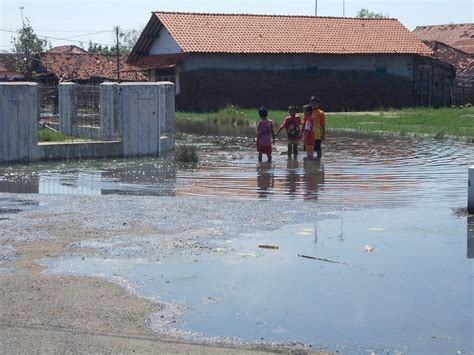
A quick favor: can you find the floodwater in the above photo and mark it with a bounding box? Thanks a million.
[3,123,474,353]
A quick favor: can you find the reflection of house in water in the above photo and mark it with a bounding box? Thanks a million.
[468,215,474,259]
[39,172,102,195]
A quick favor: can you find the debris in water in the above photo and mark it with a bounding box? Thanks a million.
[297,228,314,236]
[368,228,386,232]
[213,247,228,253]
[258,245,279,250]
[364,245,376,253]
[297,254,345,264]
[237,252,257,257]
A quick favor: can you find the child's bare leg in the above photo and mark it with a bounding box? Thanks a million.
[306,145,314,159]
[292,142,298,157]
[258,152,263,163]
[267,153,272,163]
[287,144,292,158]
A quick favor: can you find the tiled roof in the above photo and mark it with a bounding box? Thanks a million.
[37,53,146,81]
[0,54,21,72]
[152,11,431,55]
[423,40,474,75]
[413,24,474,54]
[46,45,89,54]
[122,53,189,72]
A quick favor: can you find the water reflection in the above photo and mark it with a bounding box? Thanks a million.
[284,159,300,197]
[39,172,102,195]
[468,215,474,259]
[256,163,274,198]
[0,131,473,205]
[302,159,325,200]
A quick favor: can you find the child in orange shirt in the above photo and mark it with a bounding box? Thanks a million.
[309,96,326,159]
[276,106,301,158]
[300,105,315,159]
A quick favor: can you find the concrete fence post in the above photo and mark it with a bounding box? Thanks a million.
[0,83,40,163]
[100,82,120,140]
[59,82,78,136]
[469,166,474,214]
[158,82,176,153]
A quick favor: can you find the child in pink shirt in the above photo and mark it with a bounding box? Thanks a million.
[256,107,275,163]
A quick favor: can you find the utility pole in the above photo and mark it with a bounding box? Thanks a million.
[315,0,318,16]
[343,0,345,16]
[19,6,24,24]
[115,26,120,82]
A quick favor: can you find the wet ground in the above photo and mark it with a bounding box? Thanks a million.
[1,123,473,354]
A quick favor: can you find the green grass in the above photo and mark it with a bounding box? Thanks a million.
[329,107,474,138]
[37,129,71,142]
[176,105,474,139]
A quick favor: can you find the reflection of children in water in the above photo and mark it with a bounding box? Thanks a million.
[285,159,300,197]
[257,164,274,198]
[302,159,325,200]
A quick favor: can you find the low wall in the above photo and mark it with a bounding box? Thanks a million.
[39,141,123,161]
[0,82,176,164]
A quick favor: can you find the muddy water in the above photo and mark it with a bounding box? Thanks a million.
[0,125,473,207]
[4,123,474,353]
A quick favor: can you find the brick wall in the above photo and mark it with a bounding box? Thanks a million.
[176,68,414,111]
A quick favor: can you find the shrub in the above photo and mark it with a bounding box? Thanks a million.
[174,144,199,163]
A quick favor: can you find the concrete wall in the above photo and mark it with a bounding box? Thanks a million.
[1,82,176,165]
[0,83,40,163]
[183,53,416,79]
[58,82,77,135]
[120,82,175,157]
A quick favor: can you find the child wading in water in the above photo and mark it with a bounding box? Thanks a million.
[256,107,275,163]
[301,105,316,159]
[276,106,301,158]
[309,96,326,159]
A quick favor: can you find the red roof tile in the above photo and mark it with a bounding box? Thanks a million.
[38,53,146,81]
[423,40,474,75]
[413,24,474,54]
[46,45,89,54]
[152,11,431,55]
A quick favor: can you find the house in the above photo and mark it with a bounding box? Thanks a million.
[413,24,474,55]
[0,54,24,81]
[34,47,146,85]
[126,11,455,111]
[422,40,473,82]
[45,45,89,54]
[413,24,474,104]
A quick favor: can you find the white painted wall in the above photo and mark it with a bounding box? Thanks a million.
[149,27,182,55]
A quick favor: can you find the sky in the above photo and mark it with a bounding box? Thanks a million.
[1,0,473,52]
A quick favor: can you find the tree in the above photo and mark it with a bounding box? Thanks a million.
[118,28,140,55]
[356,8,388,18]
[11,18,48,78]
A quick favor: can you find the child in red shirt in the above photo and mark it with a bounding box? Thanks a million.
[256,107,275,163]
[301,105,315,159]
[276,106,301,158]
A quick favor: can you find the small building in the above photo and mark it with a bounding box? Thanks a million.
[127,11,455,111]
[0,54,24,81]
[413,25,474,105]
[34,47,146,85]
[413,24,474,55]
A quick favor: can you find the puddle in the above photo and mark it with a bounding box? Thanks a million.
[0,130,473,207]
[40,206,473,354]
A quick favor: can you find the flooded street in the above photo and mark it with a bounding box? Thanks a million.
[1,124,473,354]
